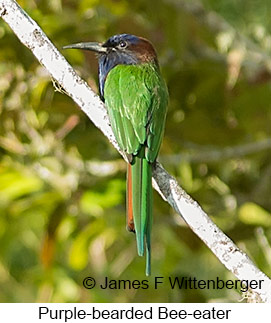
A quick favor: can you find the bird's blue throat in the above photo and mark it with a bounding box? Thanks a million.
[98,50,140,99]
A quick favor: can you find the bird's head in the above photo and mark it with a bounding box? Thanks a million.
[64,34,159,98]
[63,33,158,65]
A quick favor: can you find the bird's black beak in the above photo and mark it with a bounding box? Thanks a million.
[63,42,107,53]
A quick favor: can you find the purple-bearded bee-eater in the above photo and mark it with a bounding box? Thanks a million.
[64,34,168,275]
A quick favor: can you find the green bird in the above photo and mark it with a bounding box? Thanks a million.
[64,34,168,275]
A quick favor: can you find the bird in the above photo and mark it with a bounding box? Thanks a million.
[64,34,168,275]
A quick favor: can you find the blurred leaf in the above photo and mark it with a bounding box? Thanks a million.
[239,202,271,227]
[0,167,43,204]
[80,179,125,216]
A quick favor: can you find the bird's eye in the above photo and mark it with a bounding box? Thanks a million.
[118,40,127,48]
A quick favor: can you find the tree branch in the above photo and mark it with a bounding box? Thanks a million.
[1,0,271,302]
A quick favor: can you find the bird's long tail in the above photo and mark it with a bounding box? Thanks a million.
[126,154,152,276]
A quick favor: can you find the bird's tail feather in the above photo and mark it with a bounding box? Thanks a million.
[142,157,152,276]
[130,154,152,276]
[126,163,135,232]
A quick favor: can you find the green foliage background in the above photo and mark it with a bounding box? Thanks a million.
[1,0,271,302]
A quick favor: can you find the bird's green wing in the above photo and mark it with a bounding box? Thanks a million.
[104,63,168,161]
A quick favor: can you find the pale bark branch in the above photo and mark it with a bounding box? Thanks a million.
[1,0,271,302]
